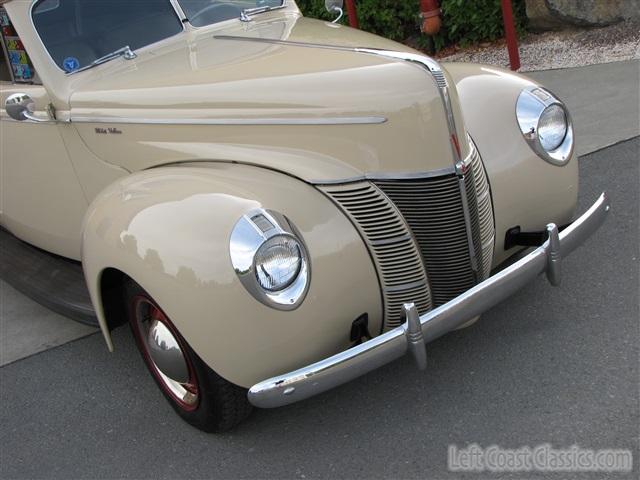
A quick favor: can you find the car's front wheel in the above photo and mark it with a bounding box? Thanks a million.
[125,281,252,432]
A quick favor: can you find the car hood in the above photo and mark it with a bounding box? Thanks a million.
[69,14,459,182]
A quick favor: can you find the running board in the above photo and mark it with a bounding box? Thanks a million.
[0,227,98,327]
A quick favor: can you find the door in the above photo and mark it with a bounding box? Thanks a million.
[0,82,88,260]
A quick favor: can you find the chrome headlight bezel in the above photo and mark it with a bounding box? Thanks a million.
[516,86,574,166]
[229,209,310,311]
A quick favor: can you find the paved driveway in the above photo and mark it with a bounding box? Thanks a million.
[1,138,637,479]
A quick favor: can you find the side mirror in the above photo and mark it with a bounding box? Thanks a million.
[5,93,36,122]
[324,0,344,23]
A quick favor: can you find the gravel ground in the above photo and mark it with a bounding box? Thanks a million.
[439,19,640,72]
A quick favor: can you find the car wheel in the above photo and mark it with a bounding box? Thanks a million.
[125,280,252,432]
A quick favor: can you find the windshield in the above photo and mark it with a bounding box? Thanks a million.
[177,0,285,27]
[32,0,183,73]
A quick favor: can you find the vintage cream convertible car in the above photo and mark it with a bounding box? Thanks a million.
[0,0,609,431]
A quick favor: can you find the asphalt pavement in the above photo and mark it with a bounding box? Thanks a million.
[1,137,637,479]
[528,60,640,156]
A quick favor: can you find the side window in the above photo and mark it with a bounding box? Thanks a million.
[0,6,39,83]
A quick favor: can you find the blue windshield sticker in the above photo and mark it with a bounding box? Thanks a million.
[63,57,80,73]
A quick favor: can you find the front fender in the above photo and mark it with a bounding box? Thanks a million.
[444,63,579,266]
[82,163,382,388]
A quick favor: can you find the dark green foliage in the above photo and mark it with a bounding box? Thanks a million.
[295,0,527,51]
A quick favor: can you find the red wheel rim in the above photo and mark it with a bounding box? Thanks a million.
[131,295,199,411]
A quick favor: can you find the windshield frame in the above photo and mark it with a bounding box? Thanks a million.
[29,0,187,76]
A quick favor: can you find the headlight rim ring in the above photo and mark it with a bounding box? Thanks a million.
[229,209,311,311]
[516,86,575,167]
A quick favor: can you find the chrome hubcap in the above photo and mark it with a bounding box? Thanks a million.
[147,319,190,384]
[134,298,199,409]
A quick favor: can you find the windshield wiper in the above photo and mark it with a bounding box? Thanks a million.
[240,4,285,22]
[70,46,137,74]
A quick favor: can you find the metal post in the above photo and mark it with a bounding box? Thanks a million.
[345,0,359,29]
[501,0,521,71]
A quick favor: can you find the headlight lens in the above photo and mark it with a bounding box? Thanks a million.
[254,235,303,292]
[537,104,568,151]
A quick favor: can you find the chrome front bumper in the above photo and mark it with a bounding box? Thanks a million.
[248,193,610,409]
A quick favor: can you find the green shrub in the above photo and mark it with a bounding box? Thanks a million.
[437,0,527,49]
[294,0,527,51]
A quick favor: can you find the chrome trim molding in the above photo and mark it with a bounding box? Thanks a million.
[229,209,310,311]
[516,86,575,166]
[309,166,457,186]
[69,116,387,126]
[248,192,610,408]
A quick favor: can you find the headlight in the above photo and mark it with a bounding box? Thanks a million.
[254,235,303,292]
[516,86,574,166]
[537,104,568,151]
[230,209,310,310]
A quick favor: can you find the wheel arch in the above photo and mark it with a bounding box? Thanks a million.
[81,162,382,387]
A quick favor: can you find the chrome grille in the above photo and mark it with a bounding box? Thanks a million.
[321,143,494,327]
[320,183,433,329]
[375,145,495,307]
[375,175,476,306]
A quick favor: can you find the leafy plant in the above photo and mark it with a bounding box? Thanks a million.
[294,0,527,51]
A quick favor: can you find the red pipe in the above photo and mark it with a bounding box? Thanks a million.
[420,0,441,35]
[345,0,359,29]
[501,0,521,71]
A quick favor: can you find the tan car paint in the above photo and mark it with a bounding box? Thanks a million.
[0,0,579,385]
[82,163,383,387]
[0,83,88,259]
